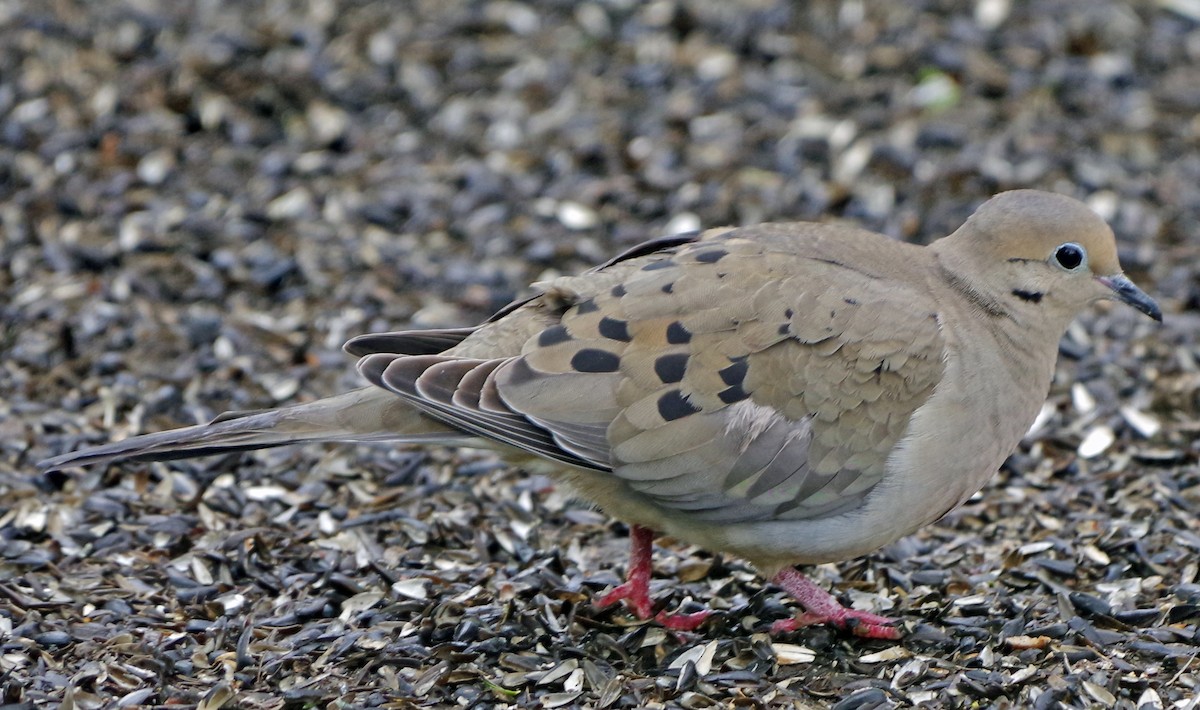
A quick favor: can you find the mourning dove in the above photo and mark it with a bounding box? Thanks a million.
[41,190,1161,639]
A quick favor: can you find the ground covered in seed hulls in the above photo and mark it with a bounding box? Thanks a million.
[2,0,1199,707]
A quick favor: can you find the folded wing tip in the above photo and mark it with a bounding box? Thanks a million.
[36,454,70,473]
[342,335,371,357]
[36,447,114,473]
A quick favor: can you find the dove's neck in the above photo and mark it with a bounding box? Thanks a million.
[937,262,1014,321]
[928,244,1066,408]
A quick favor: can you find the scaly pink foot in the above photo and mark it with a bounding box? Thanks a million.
[768,567,901,640]
[594,525,711,631]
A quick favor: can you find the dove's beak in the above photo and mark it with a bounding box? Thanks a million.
[1098,274,1162,322]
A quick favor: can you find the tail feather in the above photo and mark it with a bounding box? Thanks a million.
[38,387,468,472]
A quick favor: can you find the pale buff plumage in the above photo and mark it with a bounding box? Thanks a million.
[41,190,1161,637]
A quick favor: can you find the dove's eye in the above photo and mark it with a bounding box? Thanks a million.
[1052,243,1086,271]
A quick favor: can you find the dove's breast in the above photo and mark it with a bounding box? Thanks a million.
[868,308,1061,537]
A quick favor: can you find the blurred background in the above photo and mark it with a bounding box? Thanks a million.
[1,1,1197,707]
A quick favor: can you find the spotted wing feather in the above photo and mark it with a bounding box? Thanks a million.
[493,224,946,523]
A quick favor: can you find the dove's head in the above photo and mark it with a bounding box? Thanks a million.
[936,190,1161,324]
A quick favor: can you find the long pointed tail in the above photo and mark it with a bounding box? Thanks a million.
[39,387,467,472]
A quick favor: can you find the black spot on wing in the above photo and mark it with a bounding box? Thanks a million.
[718,385,750,404]
[661,282,674,294]
[658,390,701,421]
[611,283,627,298]
[694,249,727,264]
[666,321,691,344]
[598,316,631,342]
[653,353,688,383]
[718,359,748,387]
[575,298,600,314]
[538,325,572,347]
[571,348,621,373]
[641,259,674,271]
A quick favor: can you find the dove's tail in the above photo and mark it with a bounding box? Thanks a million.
[38,387,467,473]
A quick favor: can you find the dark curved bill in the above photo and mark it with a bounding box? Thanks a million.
[1099,274,1162,322]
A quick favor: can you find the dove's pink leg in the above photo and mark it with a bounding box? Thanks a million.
[594,525,710,631]
[769,567,901,639]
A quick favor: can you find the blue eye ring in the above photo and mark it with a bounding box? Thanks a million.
[1052,242,1086,272]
